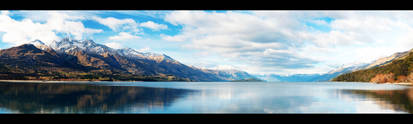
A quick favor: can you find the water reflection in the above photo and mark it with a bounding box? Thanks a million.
[340,88,413,113]
[0,82,195,113]
[0,81,411,113]
[179,89,317,113]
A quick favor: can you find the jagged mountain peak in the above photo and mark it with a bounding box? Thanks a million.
[27,40,51,51]
[24,37,257,81]
[49,38,114,55]
[39,38,179,64]
[0,38,258,81]
[51,38,98,47]
[30,39,45,45]
[117,47,176,63]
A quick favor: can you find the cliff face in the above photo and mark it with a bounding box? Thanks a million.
[332,50,413,84]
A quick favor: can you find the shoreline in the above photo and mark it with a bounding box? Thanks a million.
[333,80,413,86]
[0,80,145,83]
[382,82,412,86]
[0,80,411,86]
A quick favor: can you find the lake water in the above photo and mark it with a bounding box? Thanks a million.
[0,81,412,113]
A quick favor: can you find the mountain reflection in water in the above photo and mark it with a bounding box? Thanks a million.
[341,88,413,113]
[0,81,411,113]
[0,82,195,113]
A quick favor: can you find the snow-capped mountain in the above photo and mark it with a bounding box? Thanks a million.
[117,48,177,63]
[332,48,413,83]
[364,49,413,69]
[199,68,259,81]
[29,40,50,51]
[32,38,176,64]
[20,38,257,81]
[327,62,369,74]
[49,38,115,55]
[255,62,371,82]
[256,49,413,82]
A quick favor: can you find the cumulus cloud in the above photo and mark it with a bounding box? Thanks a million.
[104,42,123,49]
[105,32,141,49]
[93,16,168,33]
[4,10,413,75]
[163,11,317,74]
[0,11,102,45]
[108,32,141,41]
[210,65,241,70]
[137,47,151,52]
[92,16,139,33]
[140,21,168,31]
[162,11,413,75]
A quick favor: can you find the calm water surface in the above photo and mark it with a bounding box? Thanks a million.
[0,81,411,113]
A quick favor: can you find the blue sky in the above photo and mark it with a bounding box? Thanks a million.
[1,10,413,75]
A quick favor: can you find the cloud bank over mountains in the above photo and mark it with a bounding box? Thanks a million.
[162,11,413,75]
[1,10,413,75]
[0,11,102,45]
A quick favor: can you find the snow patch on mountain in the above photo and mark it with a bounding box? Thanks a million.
[328,62,369,74]
[29,40,50,51]
[364,50,412,69]
[49,38,115,55]
[117,48,177,63]
[28,38,179,64]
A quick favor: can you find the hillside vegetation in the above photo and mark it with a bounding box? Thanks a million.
[332,52,413,83]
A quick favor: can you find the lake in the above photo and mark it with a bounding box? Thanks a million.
[0,81,411,113]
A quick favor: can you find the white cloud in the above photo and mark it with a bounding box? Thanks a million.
[92,16,138,32]
[1,11,9,15]
[4,10,413,75]
[105,32,144,49]
[210,65,241,70]
[11,11,97,22]
[163,11,315,75]
[108,32,140,41]
[162,11,413,75]
[104,42,123,49]
[0,11,102,45]
[160,34,189,42]
[137,47,151,52]
[140,21,167,31]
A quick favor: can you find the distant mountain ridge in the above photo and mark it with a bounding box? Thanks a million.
[255,63,369,82]
[254,56,403,82]
[199,68,259,81]
[0,38,258,81]
[254,48,413,83]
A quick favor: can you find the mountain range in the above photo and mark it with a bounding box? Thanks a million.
[254,63,367,82]
[255,50,411,82]
[0,38,259,82]
[3,37,406,83]
[332,48,413,83]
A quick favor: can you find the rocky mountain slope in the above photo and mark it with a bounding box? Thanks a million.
[332,48,413,83]
[0,38,257,81]
[255,50,413,82]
